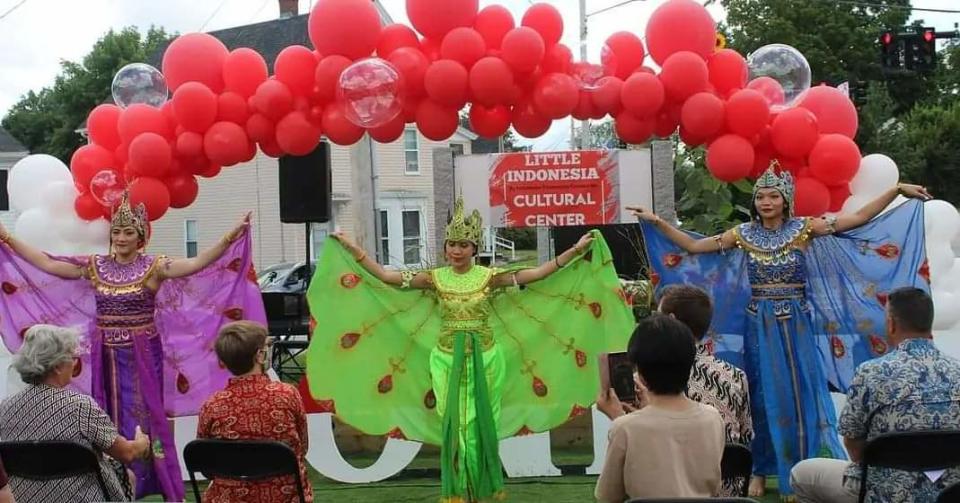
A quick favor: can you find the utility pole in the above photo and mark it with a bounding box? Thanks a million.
[578,0,590,150]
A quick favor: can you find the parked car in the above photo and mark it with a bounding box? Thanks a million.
[258,262,316,293]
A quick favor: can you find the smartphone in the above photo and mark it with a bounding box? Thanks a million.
[598,352,637,403]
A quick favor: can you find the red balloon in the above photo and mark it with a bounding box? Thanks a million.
[469,104,511,138]
[603,32,646,80]
[161,33,228,93]
[275,111,323,156]
[416,100,459,141]
[420,38,442,61]
[172,82,218,133]
[654,105,682,138]
[253,79,294,121]
[309,0,381,59]
[245,114,275,144]
[797,85,858,138]
[74,193,102,221]
[259,139,283,158]
[501,27,545,74]
[441,28,486,68]
[659,51,709,102]
[165,173,199,209]
[87,105,122,150]
[217,92,250,125]
[402,96,421,123]
[708,49,748,96]
[680,92,725,138]
[621,73,665,118]
[474,5,514,49]
[511,101,551,138]
[751,148,773,178]
[828,184,851,213]
[128,133,172,178]
[521,3,563,47]
[378,24,421,57]
[71,145,117,189]
[592,77,624,116]
[406,0,479,40]
[771,108,819,159]
[706,134,754,182]
[274,45,318,96]
[118,104,173,145]
[176,132,204,158]
[532,73,578,120]
[240,141,258,164]
[222,48,269,98]
[425,60,469,108]
[128,177,170,221]
[679,126,706,147]
[322,102,365,146]
[725,89,769,138]
[469,57,515,107]
[388,47,430,98]
[645,0,716,65]
[203,121,249,167]
[794,176,831,216]
[541,44,573,74]
[615,112,655,145]
[314,55,353,104]
[747,77,785,107]
[572,91,597,121]
[369,114,406,143]
[809,134,861,187]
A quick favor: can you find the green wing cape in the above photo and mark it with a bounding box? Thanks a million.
[305,230,635,445]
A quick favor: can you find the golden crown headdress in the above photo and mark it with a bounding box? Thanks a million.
[754,160,795,214]
[110,192,149,238]
[445,196,483,245]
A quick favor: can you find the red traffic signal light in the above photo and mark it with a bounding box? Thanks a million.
[881,32,894,45]
[923,29,935,43]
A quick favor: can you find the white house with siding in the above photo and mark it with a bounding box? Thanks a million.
[0,128,28,231]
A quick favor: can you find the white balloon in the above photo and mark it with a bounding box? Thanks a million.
[924,200,960,243]
[840,194,871,215]
[14,208,59,251]
[7,155,72,212]
[850,154,899,198]
[933,291,960,330]
[85,219,111,250]
[56,212,89,244]
[39,181,79,215]
[934,329,960,359]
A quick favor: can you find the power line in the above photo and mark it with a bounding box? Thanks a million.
[0,0,29,21]
[199,0,231,32]
[587,0,645,18]
[833,0,960,15]
[248,0,271,23]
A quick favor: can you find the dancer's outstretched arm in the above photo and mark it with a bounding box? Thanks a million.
[810,183,931,236]
[332,232,433,289]
[491,232,593,288]
[161,213,251,279]
[0,221,86,279]
[626,206,736,254]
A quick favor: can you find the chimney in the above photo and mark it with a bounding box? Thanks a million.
[279,0,298,19]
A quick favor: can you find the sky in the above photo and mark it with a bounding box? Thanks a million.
[0,0,958,151]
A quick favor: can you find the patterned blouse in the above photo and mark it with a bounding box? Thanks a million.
[197,374,314,503]
[0,384,128,502]
[839,338,960,502]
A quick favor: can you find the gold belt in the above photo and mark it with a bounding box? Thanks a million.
[437,329,495,354]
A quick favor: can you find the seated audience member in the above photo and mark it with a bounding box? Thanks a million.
[659,284,753,496]
[790,287,960,502]
[197,321,314,503]
[596,314,725,502]
[0,458,13,503]
[0,325,146,502]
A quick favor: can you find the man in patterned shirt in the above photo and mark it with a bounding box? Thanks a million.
[791,287,960,502]
[659,285,753,496]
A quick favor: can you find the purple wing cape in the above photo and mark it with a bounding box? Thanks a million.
[0,230,266,416]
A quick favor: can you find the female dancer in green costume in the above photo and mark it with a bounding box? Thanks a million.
[305,198,635,502]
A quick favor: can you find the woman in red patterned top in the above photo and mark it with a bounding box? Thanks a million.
[197,321,313,502]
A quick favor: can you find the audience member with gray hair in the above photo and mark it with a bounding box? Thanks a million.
[0,325,149,503]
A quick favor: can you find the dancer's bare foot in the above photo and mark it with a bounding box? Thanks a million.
[748,475,766,497]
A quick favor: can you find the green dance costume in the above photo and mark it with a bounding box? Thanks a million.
[305,201,634,502]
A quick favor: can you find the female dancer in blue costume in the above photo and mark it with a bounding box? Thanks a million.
[630,166,930,499]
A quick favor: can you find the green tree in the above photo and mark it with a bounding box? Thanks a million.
[2,26,172,162]
[674,145,753,234]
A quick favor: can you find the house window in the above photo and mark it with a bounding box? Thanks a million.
[185,220,198,258]
[402,210,422,265]
[450,143,464,156]
[404,129,419,174]
[379,210,390,265]
[311,223,330,261]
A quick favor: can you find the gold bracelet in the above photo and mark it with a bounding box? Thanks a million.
[355,252,367,263]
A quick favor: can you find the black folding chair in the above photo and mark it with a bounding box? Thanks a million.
[858,430,960,503]
[938,481,960,503]
[721,443,753,497]
[627,498,757,502]
[0,440,110,498]
[184,439,307,503]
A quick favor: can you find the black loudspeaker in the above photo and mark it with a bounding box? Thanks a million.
[552,224,649,280]
[279,143,332,223]
[0,170,8,211]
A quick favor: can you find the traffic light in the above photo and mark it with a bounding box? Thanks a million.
[916,27,937,71]
[879,31,898,69]
[881,26,939,73]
